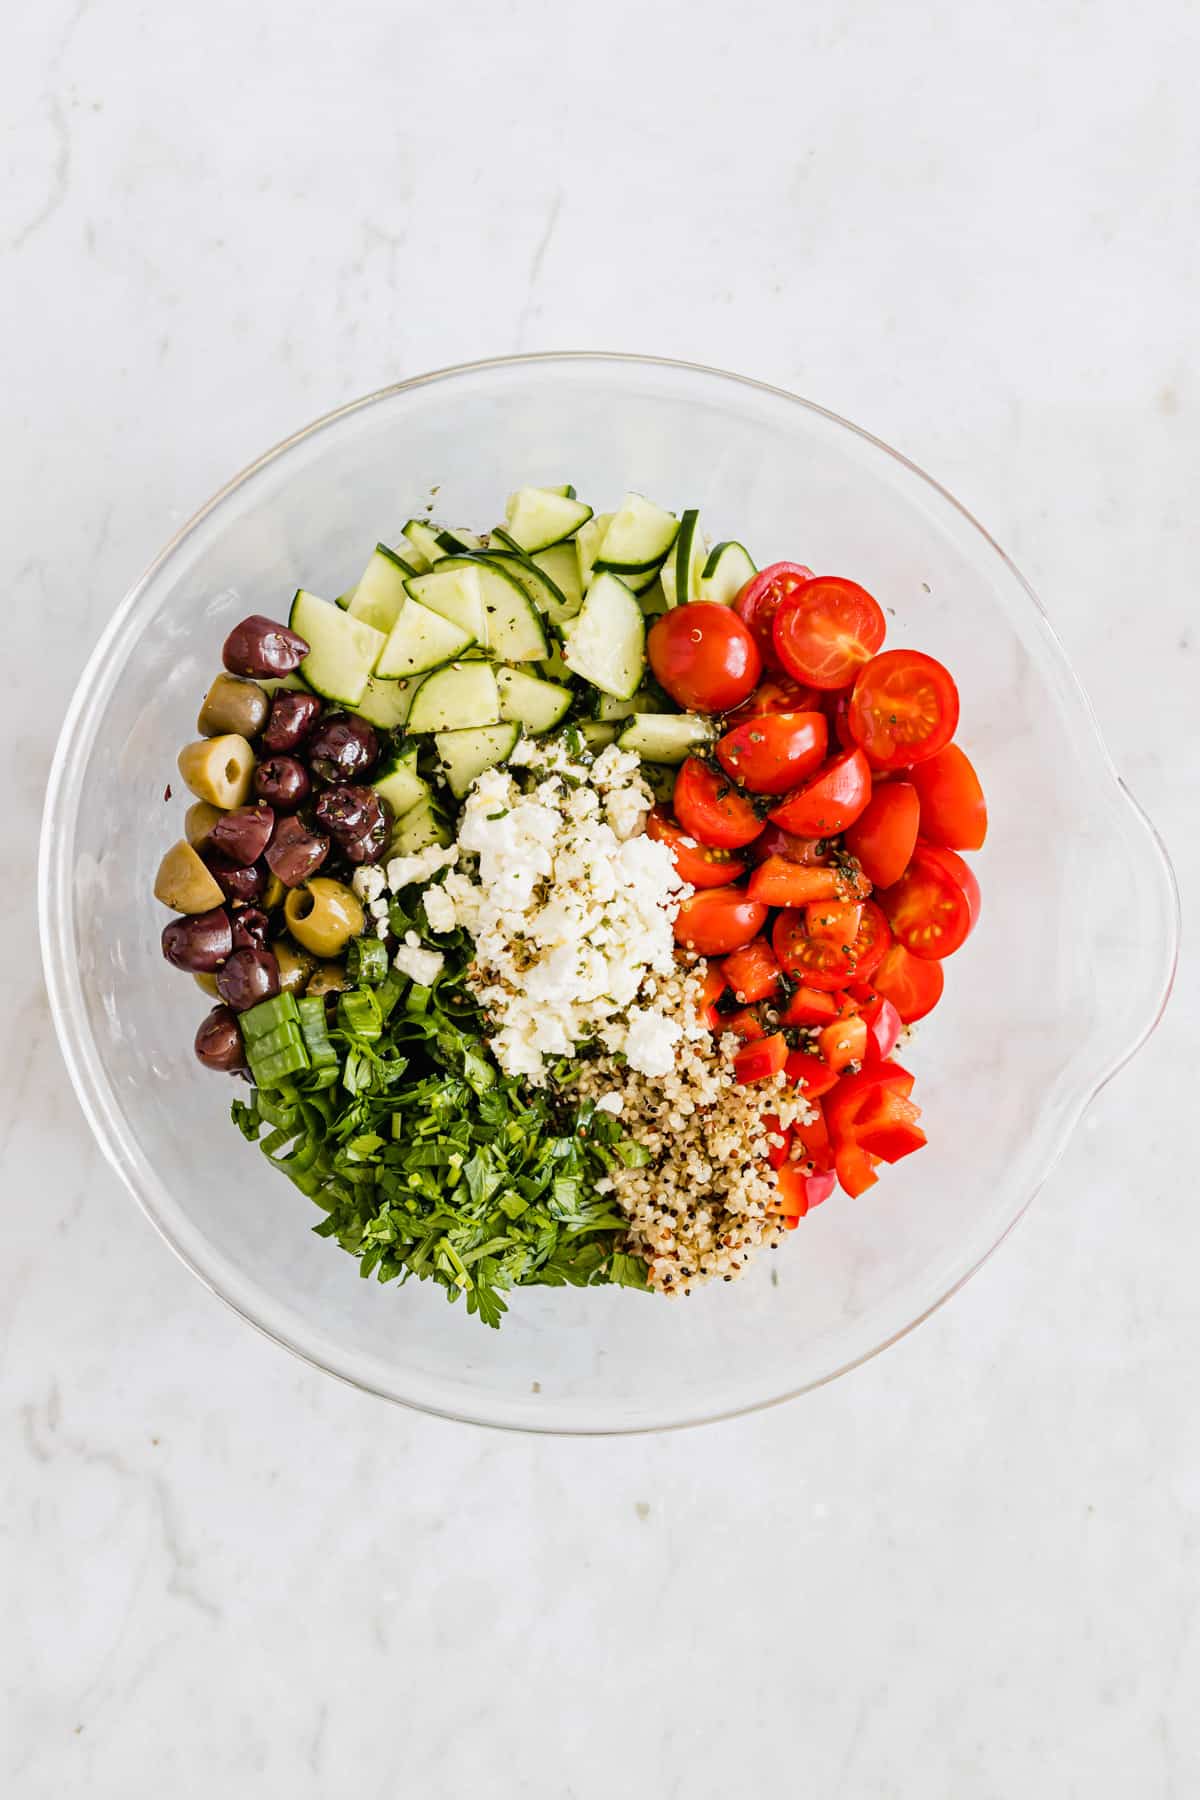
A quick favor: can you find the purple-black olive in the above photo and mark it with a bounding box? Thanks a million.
[314,784,375,840]
[265,814,329,888]
[342,805,391,865]
[222,615,309,680]
[231,906,270,951]
[216,946,280,1012]
[162,907,233,973]
[307,713,378,783]
[194,1005,247,1073]
[203,851,266,905]
[262,689,323,754]
[209,801,275,865]
[253,755,311,811]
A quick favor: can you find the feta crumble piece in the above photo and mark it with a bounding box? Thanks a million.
[384,843,458,893]
[393,932,444,987]
[422,883,458,934]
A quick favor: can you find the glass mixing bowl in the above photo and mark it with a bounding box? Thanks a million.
[39,354,1179,1433]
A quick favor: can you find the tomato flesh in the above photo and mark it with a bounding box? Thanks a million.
[870,942,944,1022]
[726,672,823,722]
[648,603,762,713]
[879,843,976,961]
[734,562,814,669]
[645,806,747,888]
[772,897,890,991]
[721,936,782,1003]
[848,649,960,770]
[804,899,863,945]
[772,577,887,690]
[673,758,764,850]
[768,748,872,837]
[843,781,920,889]
[747,857,844,907]
[818,1014,869,1073]
[716,710,828,796]
[673,887,768,955]
[908,742,987,850]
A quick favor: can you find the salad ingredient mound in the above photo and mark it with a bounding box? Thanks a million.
[155,483,987,1327]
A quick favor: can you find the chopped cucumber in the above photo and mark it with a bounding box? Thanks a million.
[575,512,615,593]
[496,665,573,733]
[347,544,417,635]
[434,556,547,663]
[539,484,577,499]
[401,520,445,567]
[435,722,521,798]
[594,492,679,574]
[478,550,575,632]
[355,673,416,730]
[641,762,678,804]
[532,543,583,617]
[389,793,452,855]
[376,597,475,679]
[699,541,756,607]
[289,590,386,706]
[562,571,646,700]
[617,712,715,764]
[407,661,501,733]
[504,487,593,552]
[404,565,487,646]
[663,509,706,608]
[638,578,669,617]
[541,641,572,683]
[434,525,485,555]
[373,745,427,818]
[578,721,618,751]
[593,688,658,722]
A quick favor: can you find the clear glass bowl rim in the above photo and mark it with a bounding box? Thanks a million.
[37,351,1182,1434]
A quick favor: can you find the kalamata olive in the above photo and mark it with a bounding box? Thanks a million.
[342,805,390,865]
[307,713,379,783]
[216,946,280,1013]
[194,1005,247,1073]
[198,672,270,739]
[222,615,309,680]
[162,906,233,973]
[231,907,270,950]
[254,755,311,811]
[209,801,275,864]
[265,814,329,888]
[203,851,266,905]
[262,689,323,754]
[314,784,375,840]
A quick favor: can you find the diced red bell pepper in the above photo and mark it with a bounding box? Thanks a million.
[774,1159,838,1218]
[817,1013,869,1073]
[782,985,841,1028]
[835,1142,880,1197]
[792,1099,834,1171]
[722,936,782,1003]
[762,1113,794,1170]
[858,994,903,1063]
[803,899,864,945]
[732,1031,788,1084]
[784,1052,841,1099]
[696,961,728,1029]
[826,1061,925,1170]
[725,1007,766,1042]
[747,857,843,907]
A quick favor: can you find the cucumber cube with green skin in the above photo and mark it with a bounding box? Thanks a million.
[435,722,521,799]
[376,598,475,680]
[495,666,573,733]
[698,541,756,607]
[503,487,594,553]
[389,793,453,854]
[617,713,714,764]
[289,590,386,706]
[562,571,646,700]
[404,565,488,645]
[347,545,417,634]
[406,661,501,733]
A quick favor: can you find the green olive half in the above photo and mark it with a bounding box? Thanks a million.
[283,879,364,958]
[154,839,226,913]
[177,734,255,809]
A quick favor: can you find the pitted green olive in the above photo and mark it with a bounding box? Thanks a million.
[271,938,316,995]
[283,878,364,958]
[177,734,256,809]
[262,871,285,912]
[198,672,269,739]
[154,839,226,913]
[306,961,349,997]
[184,800,223,848]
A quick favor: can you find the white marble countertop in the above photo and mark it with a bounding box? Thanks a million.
[4,2,1197,1793]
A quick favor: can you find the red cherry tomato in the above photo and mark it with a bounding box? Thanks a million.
[647,603,762,713]
[870,942,945,1022]
[878,842,978,960]
[715,710,828,796]
[695,961,729,1028]
[908,743,987,849]
[818,1013,869,1073]
[746,825,830,867]
[848,649,959,770]
[768,748,872,837]
[673,758,764,850]
[920,841,981,928]
[843,781,920,889]
[828,689,858,751]
[732,1031,788,1084]
[721,936,782,1003]
[772,897,891,991]
[726,672,823,723]
[645,806,747,888]
[747,858,843,907]
[673,887,768,955]
[772,577,887,691]
[804,899,863,945]
[734,562,814,669]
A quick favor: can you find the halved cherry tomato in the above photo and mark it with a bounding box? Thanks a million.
[724,1006,765,1041]
[747,857,843,907]
[747,825,829,867]
[732,1031,788,1084]
[784,1052,842,1099]
[773,897,891,990]
[858,994,903,1063]
[768,748,872,836]
[673,758,764,850]
[870,942,945,1022]
[879,843,977,960]
[843,781,920,889]
[828,689,857,751]
[646,806,747,888]
[920,842,981,929]
[648,603,762,713]
[804,899,863,945]
[726,672,822,722]
[909,743,987,849]
[772,577,887,690]
[762,1114,794,1170]
[716,711,828,796]
[695,961,728,1028]
[818,1013,869,1072]
[793,1099,834,1171]
[734,562,814,669]
[673,887,768,955]
[782,985,841,1028]
[847,649,959,770]
[722,936,782,1003]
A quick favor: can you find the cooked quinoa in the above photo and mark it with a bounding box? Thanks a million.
[578,963,816,1295]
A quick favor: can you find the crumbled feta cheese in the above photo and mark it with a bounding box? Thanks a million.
[622,1005,683,1078]
[352,866,387,904]
[594,1092,624,1116]
[422,883,457,934]
[393,932,444,987]
[384,843,457,893]
[368,898,389,921]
